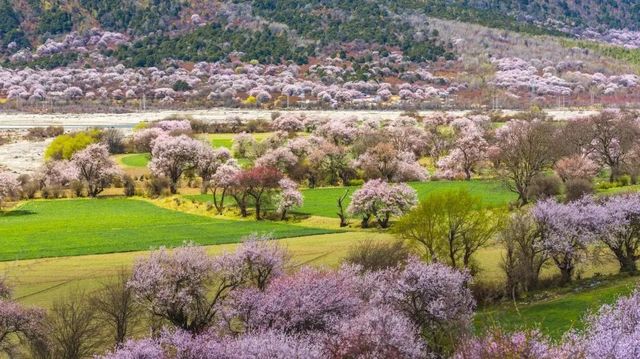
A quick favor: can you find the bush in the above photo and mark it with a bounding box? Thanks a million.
[70,180,84,197]
[21,181,39,199]
[101,128,125,154]
[26,126,64,140]
[172,80,192,92]
[527,174,562,201]
[189,119,211,134]
[245,119,271,133]
[123,175,136,197]
[145,176,171,198]
[344,239,410,272]
[45,130,100,160]
[618,175,632,186]
[565,179,594,202]
[42,186,63,199]
[470,280,506,306]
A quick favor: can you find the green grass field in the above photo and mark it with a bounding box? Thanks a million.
[2,232,385,308]
[119,153,150,167]
[0,198,338,261]
[185,180,516,218]
[476,275,639,339]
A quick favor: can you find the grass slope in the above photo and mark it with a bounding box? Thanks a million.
[476,276,639,339]
[3,232,386,308]
[0,198,337,261]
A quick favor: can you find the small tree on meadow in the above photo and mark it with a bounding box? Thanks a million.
[276,178,303,220]
[589,194,640,273]
[90,269,141,345]
[210,161,241,214]
[232,166,283,220]
[347,179,417,228]
[0,171,19,210]
[195,146,231,194]
[394,189,504,270]
[491,119,557,206]
[149,135,201,194]
[71,143,121,197]
[499,211,549,296]
[568,110,640,182]
[47,289,102,359]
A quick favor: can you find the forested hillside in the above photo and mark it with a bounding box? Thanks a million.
[1,0,640,111]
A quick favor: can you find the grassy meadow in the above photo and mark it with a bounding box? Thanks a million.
[0,198,338,261]
[185,179,516,218]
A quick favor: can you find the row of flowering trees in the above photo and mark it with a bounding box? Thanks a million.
[1,236,636,358]
[0,142,121,206]
[104,238,475,358]
[534,193,640,278]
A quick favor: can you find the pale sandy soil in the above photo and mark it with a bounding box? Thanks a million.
[0,139,51,174]
[0,108,598,129]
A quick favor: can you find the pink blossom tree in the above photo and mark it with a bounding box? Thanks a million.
[574,111,640,182]
[272,114,304,136]
[231,166,284,219]
[0,171,19,210]
[532,198,595,284]
[437,126,488,180]
[567,288,640,359]
[370,258,475,355]
[128,239,285,333]
[348,179,418,228]
[588,194,640,273]
[132,127,166,152]
[225,266,361,334]
[276,178,303,220]
[210,160,241,214]
[554,155,600,182]
[355,143,427,182]
[255,147,299,174]
[0,278,47,356]
[195,145,231,193]
[37,160,78,188]
[71,143,121,197]
[149,135,202,194]
[324,305,426,359]
[493,119,558,205]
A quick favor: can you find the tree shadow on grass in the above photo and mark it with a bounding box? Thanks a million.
[0,210,36,217]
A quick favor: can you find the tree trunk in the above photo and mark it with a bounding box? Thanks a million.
[618,255,638,273]
[255,201,262,220]
[170,183,178,194]
[559,267,573,285]
[200,180,209,194]
[377,214,390,228]
[361,215,371,228]
[464,168,471,181]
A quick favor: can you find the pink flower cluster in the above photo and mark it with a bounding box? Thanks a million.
[106,244,474,359]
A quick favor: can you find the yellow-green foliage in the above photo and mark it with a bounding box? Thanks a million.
[561,39,640,70]
[45,129,100,160]
[243,95,257,105]
[133,121,149,130]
